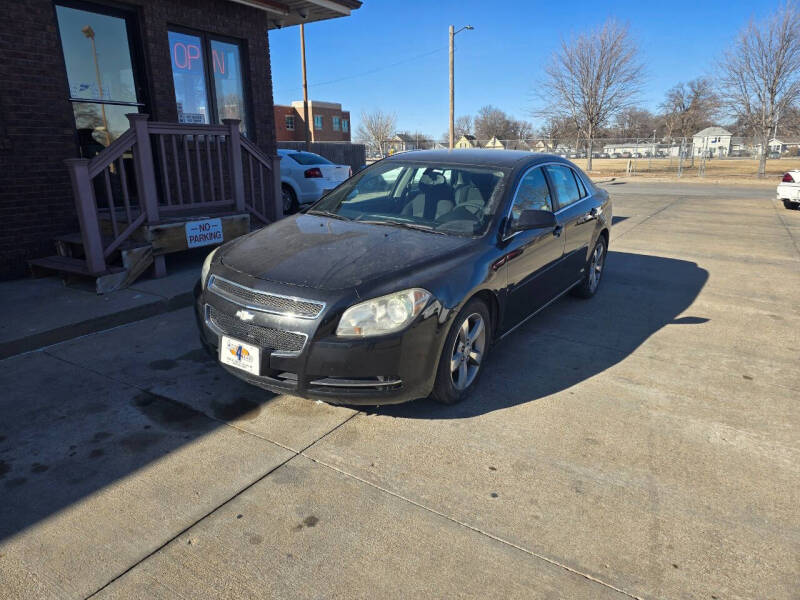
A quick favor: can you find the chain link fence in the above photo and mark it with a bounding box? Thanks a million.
[365,136,798,178]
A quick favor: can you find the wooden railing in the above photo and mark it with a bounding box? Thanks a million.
[64,113,281,275]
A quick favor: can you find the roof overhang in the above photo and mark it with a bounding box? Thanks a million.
[225,0,361,28]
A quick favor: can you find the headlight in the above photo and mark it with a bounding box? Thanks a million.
[336,288,431,337]
[201,247,219,287]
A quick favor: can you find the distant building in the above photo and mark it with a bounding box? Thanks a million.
[455,134,479,149]
[483,136,505,149]
[387,133,422,154]
[692,126,732,157]
[769,137,800,155]
[275,100,351,143]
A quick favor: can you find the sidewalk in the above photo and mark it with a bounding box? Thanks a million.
[0,251,205,360]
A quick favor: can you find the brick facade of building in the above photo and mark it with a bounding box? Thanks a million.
[275,101,351,143]
[0,0,276,279]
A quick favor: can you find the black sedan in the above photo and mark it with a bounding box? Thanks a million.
[195,150,612,405]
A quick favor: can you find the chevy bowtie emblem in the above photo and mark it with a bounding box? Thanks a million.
[235,309,255,322]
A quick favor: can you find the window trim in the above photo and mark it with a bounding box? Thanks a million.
[342,118,349,133]
[167,25,254,138]
[313,115,323,130]
[332,116,340,131]
[285,115,295,130]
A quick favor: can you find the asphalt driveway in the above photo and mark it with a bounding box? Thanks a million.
[1,181,798,599]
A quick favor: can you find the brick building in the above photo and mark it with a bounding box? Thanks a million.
[275,101,351,142]
[0,0,360,279]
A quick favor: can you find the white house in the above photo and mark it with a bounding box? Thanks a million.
[769,137,800,155]
[692,127,732,157]
[455,134,479,149]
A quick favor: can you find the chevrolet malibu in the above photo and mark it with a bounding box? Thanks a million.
[195,150,611,405]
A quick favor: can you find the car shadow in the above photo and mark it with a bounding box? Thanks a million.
[0,250,707,546]
[363,250,709,419]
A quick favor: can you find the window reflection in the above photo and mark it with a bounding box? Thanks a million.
[211,40,248,135]
[169,31,210,125]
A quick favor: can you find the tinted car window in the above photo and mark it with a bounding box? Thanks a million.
[510,167,552,221]
[286,152,333,165]
[545,165,581,209]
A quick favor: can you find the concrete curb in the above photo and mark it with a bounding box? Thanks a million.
[0,290,194,360]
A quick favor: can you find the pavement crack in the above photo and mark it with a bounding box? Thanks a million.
[83,411,360,599]
[301,450,644,600]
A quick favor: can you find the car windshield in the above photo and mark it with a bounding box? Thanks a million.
[311,161,507,236]
[285,151,332,165]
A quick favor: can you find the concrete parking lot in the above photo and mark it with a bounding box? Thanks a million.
[1,181,798,599]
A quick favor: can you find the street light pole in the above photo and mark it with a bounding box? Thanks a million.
[449,25,473,150]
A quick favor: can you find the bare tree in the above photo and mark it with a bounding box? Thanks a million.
[537,19,644,170]
[719,3,800,176]
[474,105,519,142]
[660,78,718,141]
[441,115,473,144]
[612,107,659,139]
[356,109,397,156]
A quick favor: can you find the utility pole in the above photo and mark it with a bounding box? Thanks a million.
[82,25,111,148]
[449,25,454,149]
[300,24,310,147]
[449,25,473,149]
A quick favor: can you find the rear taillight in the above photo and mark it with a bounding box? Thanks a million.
[782,172,794,183]
[304,167,323,178]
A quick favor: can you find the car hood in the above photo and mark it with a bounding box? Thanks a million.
[220,214,474,291]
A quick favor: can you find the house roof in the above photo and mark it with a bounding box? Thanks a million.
[225,0,362,29]
[694,126,732,137]
[771,137,800,145]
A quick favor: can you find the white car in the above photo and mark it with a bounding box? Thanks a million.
[777,171,800,209]
[277,149,351,214]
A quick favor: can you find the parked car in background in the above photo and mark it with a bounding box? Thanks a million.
[195,150,612,405]
[777,171,800,209]
[277,149,351,214]
[609,153,621,159]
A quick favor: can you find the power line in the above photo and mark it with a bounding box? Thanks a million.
[276,45,449,93]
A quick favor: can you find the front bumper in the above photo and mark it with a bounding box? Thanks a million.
[193,276,445,405]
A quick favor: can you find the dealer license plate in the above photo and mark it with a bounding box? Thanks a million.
[219,336,260,376]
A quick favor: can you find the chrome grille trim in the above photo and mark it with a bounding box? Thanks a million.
[205,305,307,355]
[208,275,324,319]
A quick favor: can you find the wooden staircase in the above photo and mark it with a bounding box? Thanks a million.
[28,114,282,294]
[29,232,154,294]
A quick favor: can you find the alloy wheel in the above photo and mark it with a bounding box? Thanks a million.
[589,241,605,292]
[450,312,486,391]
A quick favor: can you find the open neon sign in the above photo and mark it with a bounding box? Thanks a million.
[172,42,226,75]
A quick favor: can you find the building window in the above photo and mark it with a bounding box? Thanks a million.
[314,115,323,130]
[342,119,349,133]
[332,116,340,131]
[55,3,144,156]
[168,29,250,136]
[285,115,295,130]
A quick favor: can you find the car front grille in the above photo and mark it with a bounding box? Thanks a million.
[207,305,307,353]
[208,275,324,318]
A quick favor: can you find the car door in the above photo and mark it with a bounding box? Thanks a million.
[499,166,566,332]
[543,164,597,281]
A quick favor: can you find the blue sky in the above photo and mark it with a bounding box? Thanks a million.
[269,0,778,138]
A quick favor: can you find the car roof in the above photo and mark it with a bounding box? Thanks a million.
[383,149,570,169]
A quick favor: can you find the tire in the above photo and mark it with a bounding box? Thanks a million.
[282,184,298,215]
[783,199,798,210]
[571,236,606,299]
[430,298,491,405]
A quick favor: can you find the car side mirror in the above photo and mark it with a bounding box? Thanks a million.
[509,209,557,233]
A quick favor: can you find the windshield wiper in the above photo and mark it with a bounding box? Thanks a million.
[307,209,351,221]
[356,219,448,235]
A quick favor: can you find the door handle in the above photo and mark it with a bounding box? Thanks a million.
[578,207,600,224]
[552,225,563,237]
